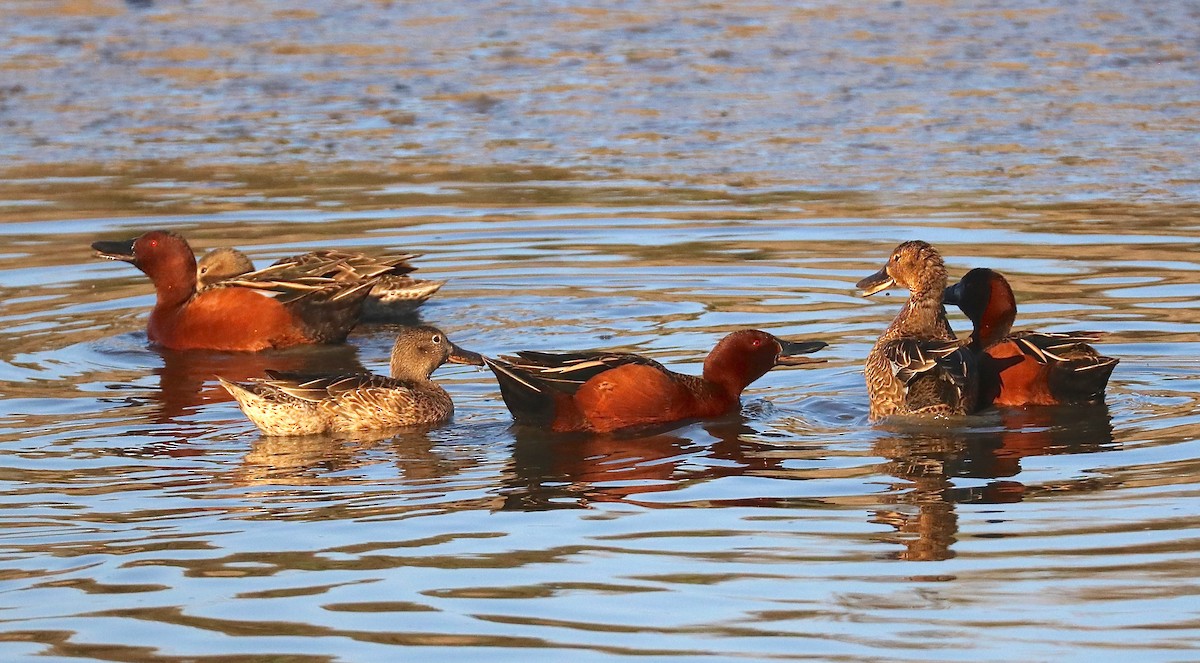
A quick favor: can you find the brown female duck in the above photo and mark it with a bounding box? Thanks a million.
[944,267,1117,406]
[219,325,483,435]
[857,240,977,420]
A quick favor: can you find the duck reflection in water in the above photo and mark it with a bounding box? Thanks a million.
[232,428,497,499]
[500,415,789,510]
[870,404,1117,561]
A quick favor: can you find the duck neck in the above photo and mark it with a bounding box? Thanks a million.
[152,265,198,311]
[702,357,765,402]
[971,276,1016,350]
[891,275,951,339]
[390,356,435,383]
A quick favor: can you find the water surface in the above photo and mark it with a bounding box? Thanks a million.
[0,1,1199,661]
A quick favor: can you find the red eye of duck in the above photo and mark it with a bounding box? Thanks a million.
[148,239,159,248]
[751,338,762,348]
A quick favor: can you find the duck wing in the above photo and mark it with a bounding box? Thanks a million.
[484,351,668,428]
[255,371,414,402]
[1009,331,1118,404]
[1008,331,1109,363]
[271,250,419,279]
[500,350,667,392]
[883,338,977,414]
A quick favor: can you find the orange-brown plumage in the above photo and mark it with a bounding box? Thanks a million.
[944,267,1117,407]
[485,329,826,433]
[92,230,378,352]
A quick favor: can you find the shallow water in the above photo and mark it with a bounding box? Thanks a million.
[2,1,1200,661]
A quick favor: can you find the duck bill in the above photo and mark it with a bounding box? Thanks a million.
[856,266,895,297]
[942,280,963,306]
[91,238,137,263]
[448,343,485,366]
[774,339,828,366]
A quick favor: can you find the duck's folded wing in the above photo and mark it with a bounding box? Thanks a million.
[258,371,412,402]
[883,338,975,412]
[1009,330,1111,364]
[501,350,665,389]
[216,274,376,305]
[271,250,420,279]
[883,338,971,387]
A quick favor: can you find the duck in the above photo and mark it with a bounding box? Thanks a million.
[197,246,444,320]
[484,329,827,433]
[92,230,380,351]
[857,240,978,420]
[219,325,483,435]
[943,267,1118,406]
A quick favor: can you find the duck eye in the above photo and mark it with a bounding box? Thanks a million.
[751,338,762,347]
[431,334,442,344]
[149,239,159,248]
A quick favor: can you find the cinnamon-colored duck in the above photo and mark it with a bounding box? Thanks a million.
[220,325,483,435]
[197,247,444,320]
[944,267,1118,406]
[92,230,382,351]
[484,329,827,433]
[858,240,978,420]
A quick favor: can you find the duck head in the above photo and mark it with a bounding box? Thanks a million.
[197,247,255,287]
[944,267,1016,349]
[857,240,948,299]
[92,230,199,302]
[389,325,485,382]
[703,329,827,396]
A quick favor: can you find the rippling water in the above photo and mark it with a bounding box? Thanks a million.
[1,0,1199,660]
[0,173,1196,661]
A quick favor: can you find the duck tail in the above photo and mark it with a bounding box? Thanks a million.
[1050,355,1119,404]
[217,375,322,436]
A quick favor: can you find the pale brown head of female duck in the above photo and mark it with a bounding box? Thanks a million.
[197,247,256,287]
[856,240,949,301]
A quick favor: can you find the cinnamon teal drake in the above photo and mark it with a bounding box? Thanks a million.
[857,240,978,420]
[92,230,381,351]
[944,267,1117,406]
[484,329,827,433]
[197,246,444,320]
[219,325,483,435]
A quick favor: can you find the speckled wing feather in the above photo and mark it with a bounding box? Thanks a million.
[882,338,975,415]
[271,250,419,280]
[259,370,414,402]
[217,275,374,305]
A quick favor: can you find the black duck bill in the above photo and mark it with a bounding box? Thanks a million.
[448,343,485,366]
[775,339,828,366]
[91,238,137,262]
[856,265,895,297]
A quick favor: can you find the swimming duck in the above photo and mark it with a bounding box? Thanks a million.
[92,230,381,351]
[485,329,827,433]
[944,267,1118,406]
[857,240,978,420]
[219,325,483,435]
